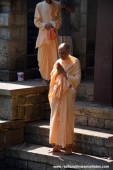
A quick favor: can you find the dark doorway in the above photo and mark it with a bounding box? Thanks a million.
[86,0,97,80]
[27,0,38,68]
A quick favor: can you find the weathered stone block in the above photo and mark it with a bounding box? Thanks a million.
[17,96,27,105]
[11,26,27,40]
[47,165,54,170]
[5,128,24,148]
[0,120,24,131]
[10,0,27,13]
[9,14,26,26]
[26,134,49,146]
[15,159,27,169]
[104,139,113,148]
[28,161,46,170]
[27,94,42,104]
[10,120,24,129]
[105,120,113,130]
[0,13,9,26]
[0,96,13,119]
[88,117,105,128]
[0,39,8,55]
[5,156,16,167]
[17,106,25,119]
[25,104,44,122]
[0,26,27,40]
[0,28,10,39]
[8,39,27,71]
[91,145,108,157]
[0,56,8,70]
[74,115,87,126]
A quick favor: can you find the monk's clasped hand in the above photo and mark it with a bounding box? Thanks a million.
[45,23,53,30]
[57,63,67,79]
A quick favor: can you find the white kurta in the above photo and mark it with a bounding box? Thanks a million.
[34,1,62,80]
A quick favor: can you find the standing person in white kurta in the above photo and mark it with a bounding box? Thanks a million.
[34,0,62,81]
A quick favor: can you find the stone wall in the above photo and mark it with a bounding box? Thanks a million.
[0,120,24,159]
[0,0,27,80]
[0,82,49,159]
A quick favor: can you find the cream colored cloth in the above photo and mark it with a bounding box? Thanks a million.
[34,1,62,80]
[49,55,81,148]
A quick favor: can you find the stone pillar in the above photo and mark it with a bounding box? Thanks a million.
[94,0,113,105]
[0,0,27,81]
[72,0,87,77]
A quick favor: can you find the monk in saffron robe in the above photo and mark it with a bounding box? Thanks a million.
[34,0,62,81]
[49,43,81,154]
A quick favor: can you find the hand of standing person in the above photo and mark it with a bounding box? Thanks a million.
[45,23,54,30]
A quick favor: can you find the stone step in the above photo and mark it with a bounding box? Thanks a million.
[44,101,113,130]
[25,121,113,158]
[0,119,24,159]
[0,80,93,120]
[0,79,49,121]
[0,160,23,170]
[5,143,113,170]
[75,101,113,130]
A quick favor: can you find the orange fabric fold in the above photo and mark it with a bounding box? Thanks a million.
[47,28,57,40]
[49,55,81,148]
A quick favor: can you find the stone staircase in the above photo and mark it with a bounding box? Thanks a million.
[0,79,113,170]
[24,120,113,157]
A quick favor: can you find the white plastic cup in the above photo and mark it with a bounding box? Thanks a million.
[17,72,24,81]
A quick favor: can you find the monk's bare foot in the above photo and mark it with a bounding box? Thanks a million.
[62,144,73,155]
[48,145,61,153]
[108,136,113,141]
[63,149,72,155]
[53,145,61,152]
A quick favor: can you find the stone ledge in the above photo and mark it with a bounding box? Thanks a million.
[0,79,48,96]
[0,120,24,131]
[0,79,49,121]
[75,101,113,130]
[0,120,24,154]
[5,143,113,169]
[75,101,113,119]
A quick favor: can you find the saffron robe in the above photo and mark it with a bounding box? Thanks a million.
[34,1,62,80]
[49,55,81,148]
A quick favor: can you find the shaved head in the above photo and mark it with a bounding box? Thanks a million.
[58,43,70,51]
[58,43,70,60]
